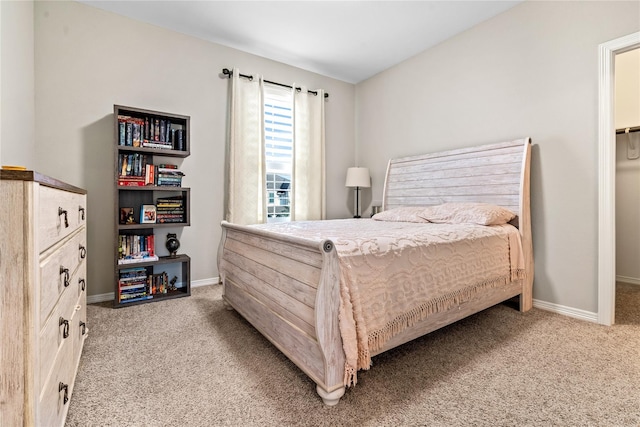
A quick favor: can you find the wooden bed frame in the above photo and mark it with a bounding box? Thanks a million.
[217,138,533,406]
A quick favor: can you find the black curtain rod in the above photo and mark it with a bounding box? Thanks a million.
[616,126,640,134]
[222,68,329,99]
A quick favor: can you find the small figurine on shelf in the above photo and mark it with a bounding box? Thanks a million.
[169,276,178,291]
[165,233,180,257]
[120,207,136,224]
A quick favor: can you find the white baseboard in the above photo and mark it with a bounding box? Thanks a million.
[533,299,598,323]
[87,280,600,325]
[616,275,640,286]
[192,277,220,287]
[87,276,220,304]
[87,292,114,304]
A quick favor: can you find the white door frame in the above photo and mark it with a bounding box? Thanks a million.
[598,32,640,326]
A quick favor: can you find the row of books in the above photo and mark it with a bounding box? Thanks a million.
[118,268,172,303]
[118,234,158,264]
[120,200,187,226]
[156,196,186,223]
[154,164,184,187]
[119,153,148,178]
[118,267,150,302]
[118,155,184,187]
[118,114,186,151]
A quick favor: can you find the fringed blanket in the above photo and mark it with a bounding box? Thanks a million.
[251,219,525,387]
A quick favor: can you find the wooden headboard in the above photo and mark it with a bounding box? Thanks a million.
[382,138,533,309]
[382,138,531,223]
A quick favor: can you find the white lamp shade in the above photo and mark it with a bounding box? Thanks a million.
[345,167,371,188]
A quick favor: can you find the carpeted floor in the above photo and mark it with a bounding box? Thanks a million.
[65,283,640,426]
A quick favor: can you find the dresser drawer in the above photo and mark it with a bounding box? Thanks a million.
[1,172,86,427]
[75,258,88,300]
[39,231,87,330]
[39,336,74,427]
[39,263,85,391]
[72,293,88,372]
[38,186,87,252]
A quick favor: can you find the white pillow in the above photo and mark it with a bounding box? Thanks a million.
[418,203,515,226]
[372,206,431,223]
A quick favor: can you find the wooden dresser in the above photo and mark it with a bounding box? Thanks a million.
[0,170,88,426]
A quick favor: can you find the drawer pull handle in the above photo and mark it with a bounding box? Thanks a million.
[59,317,70,339]
[79,244,87,259]
[59,382,69,404]
[58,207,69,228]
[60,267,70,287]
[79,206,85,220]
[80,321,87,335]
[79,278,86,291]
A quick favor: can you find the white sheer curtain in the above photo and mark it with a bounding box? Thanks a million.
[225,68,266,225]
[225,69,325,224]
[292,87,326,220]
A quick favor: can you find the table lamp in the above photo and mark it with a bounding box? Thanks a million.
[345,167,370,218]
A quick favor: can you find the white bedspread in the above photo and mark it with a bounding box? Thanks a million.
[251,219,525,386]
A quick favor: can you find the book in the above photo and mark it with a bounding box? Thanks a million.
[119,266,147,274]
[140,204,156,223]
[175,129,185,151]
[117,255,159,265]
[166,120,172,144]
[157,169,184,176]
[119,154,126,175]
[119,295,153,303]
[132,122,141,147]
[156,195,183,200]
[145,164,156,186]
[156,208,184,214]
[118,275,148,284]
[125,122,133,146]
[160,120,166,142]
[147,234,155,256]
[157,178,182,185]
[142,141,172,149]
[118,180,146,187]
[118,118,126,146]
[157,218,185,223]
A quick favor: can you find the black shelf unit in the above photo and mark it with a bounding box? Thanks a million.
[113,105,191,308]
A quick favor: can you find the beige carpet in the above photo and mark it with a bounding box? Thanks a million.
[65,283,640,426]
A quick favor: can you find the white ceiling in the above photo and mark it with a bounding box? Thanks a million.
[80,1,522,84]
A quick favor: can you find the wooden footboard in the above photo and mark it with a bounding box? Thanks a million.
[217,221,346,405]
[217,138,533,406]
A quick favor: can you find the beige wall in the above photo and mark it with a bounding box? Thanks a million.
[615,49,640,129]
[6,0,639,311]
[356,1,640,313]
[32,1,355,298]
[615,48,640,283]
[0,0,35,166]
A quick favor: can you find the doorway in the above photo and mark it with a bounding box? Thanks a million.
[614,48,640,324]
[598,32,640,326]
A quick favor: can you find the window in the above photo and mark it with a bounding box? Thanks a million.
[264,85,293,223]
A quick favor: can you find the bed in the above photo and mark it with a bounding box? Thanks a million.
[217,138,533,405]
